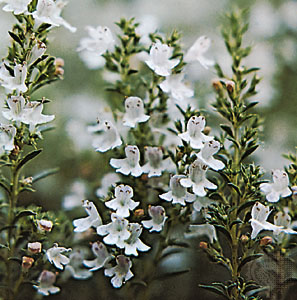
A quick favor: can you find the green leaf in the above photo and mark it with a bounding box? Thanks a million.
[8,31,23,46]
[155,268,190,280]
[237,200,257,215]
[16,149,42,171]
[238,254,263,272]
[230,219,243,228]
[212,224,232,244]
[32,167,59,183]
[199,284,229,299]
[13,210,36,224]
[242,102,258,113]
[0,181,10,195]
[220,124,234,138]
[228,183,242,196]
[0,225,16,233]
[241,145,259,162]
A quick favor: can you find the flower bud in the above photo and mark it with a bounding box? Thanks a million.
[199,241,208,249]
[134,209,144,217]
[28,242,42,254]
[260,236,273,246]
[22,176,33,185]
[55,58,65,68]
[202,126,211,136]
[240,235,249,243]
[226,80,235,93]
[292,186,297,202]
[22,256,34,270]
[37,219,53,232]
[212,79,223,92]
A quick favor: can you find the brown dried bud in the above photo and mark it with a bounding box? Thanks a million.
[141,174,149,181]
[22,256,34,270]
[28,242,42,254]
[22,176,33,185]
[134,209,144,217]
[199,241,208,249]
[240,235,249,243]
[292,186,297,202]
[260,236,273,246]
[55,58,64,68]
[212,79,223,91]
[55,67,64,76]
[203,126,211,136]
[11,145,20,156]
[226,80,235,93]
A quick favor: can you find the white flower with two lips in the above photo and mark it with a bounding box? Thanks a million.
[0,0,32,15]
[0,63,27,93]
[0,124,16,156]
[142,205,167,232]
[34,270,60,296]
[46,243,71,270]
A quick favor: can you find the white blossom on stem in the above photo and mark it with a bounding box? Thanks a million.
[184,36,214,69]
[110,145,143,177]
[260,170,292,202]
[159,73,194,102]
[2,95,26,124]
[1,0,32,15]
[179,116,213,149]
[0,124,16,156]
[32,0,76,32]
[46,243,71,270]
[196,140,225,171]
[1,63,27,93]
[34,270,60,296]
[159,175,196,206]
[145,41,179,76]
[104,255,133,288]
[91,120,122,152]
[273,208,297,239]
[97,213,130,248]
[123,97,150,128]
[142,205,167,232]
[180,158,217,197]
[73,200,102,232]
[250,202,282,239]
[96,172,120,198]
[83,241,113,272]
[123,223,150,256]
[142,146,171,177]
[28,41,47,65]
[105,184,139,218]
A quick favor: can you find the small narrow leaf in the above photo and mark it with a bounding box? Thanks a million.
[199,284,229,299]
[16,149,42,171]
[241,145,259,161]
[13,210,36,224]
[238,254,263,272]
[237,200,257,215]
[220,124,234,138]
[32,167,59,183]
[228,183,242,196]
[8,31,23,46]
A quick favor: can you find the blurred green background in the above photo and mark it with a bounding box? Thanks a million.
[0,0,296,299]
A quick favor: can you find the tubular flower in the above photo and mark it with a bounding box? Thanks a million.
[0,0,32,15]
[28,41,47,65]
[83,242,113,272]
[46,243,71,270]
[273,208,297,239]
[142,205,167,232]
[73,200,102,233]
[0,63,27,93]
[184,35,214,69]
[91,120,122,152]
[196,140,225,171]
[34,270,60,296]
[110,145,143,177]
[145,41,179,76]
[180,158,217,197]
[159,175,196,206]
[123,97,150,128]
[0,124,16,156]
[179,116,213,149]
[105,184,139,218]
[123,223,150,256]
[260,170,292,202]
[97,213,130,248]
[104,255,133,288]
[2,95,26,124]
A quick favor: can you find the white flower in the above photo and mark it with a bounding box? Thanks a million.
[184,36,214,69]
[250,202,281,239]
[110,145,143,177]
[34,270,60,296]
[83,241,113,272]
[2,95,26,124]
[0,124,16,156]
[65,249,92,280]
[28,41,47,65]
[179,116,213,149]
[142,146,171,177]
[1,0,32,15]
[97,213,130,248]
[196,140,225,171]
[105,185,139,218]
[185,224,217,243]
[78,50,105,70]
[192,197,215,212]
[142,205,167,232]
[37,219,53,232]
[91,120,122,152]
[28,242,42,254]
[46,243,71,270]
[260,170,292,202]
[32,0,76,33]
[159,73,194,102]
[180,158,217,197]
[96,172,120,198]
[104,255,133,288]
[73,200,102,233]
[273,208,297,238]
[62,180,86,210]
[160,175,196,206]
[1,63,27,93]
[22,101,55,132]
[123,97,150,128]
[78,26,115,54]
[145,41,180,76]
[123,223,150,256]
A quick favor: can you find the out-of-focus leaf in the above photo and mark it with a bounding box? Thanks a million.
[16,149,42,171]
[238,254,263,272]
[32,167,59,183]
[199,284,229,299]
[155,268,190,280]
[13,210,36,224]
